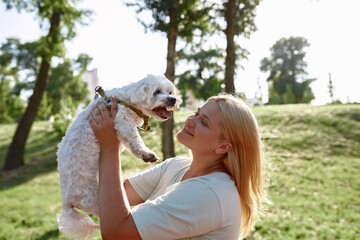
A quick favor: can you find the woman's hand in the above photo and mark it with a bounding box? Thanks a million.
[88,97,120,151]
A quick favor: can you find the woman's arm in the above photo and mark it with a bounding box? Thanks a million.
[125,179,145,206]
[89,98,141,240]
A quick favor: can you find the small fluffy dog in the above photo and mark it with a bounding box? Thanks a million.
[57,75,182,239]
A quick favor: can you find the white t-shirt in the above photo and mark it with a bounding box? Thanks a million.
[129,156,241,240]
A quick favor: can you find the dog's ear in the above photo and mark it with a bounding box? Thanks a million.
[129,81,150,104]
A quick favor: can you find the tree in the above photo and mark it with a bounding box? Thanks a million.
[43,54,92,119]
[2,0,92,170]
[328,72,334,103]
[177,43,225,103]
[176,0,261,100]
[217,0,261,93]
[126,0,211,159]
[0,38,91,121]
[260,36,315,104]
[0,40,25,123]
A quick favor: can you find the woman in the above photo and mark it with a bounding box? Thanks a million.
[88,94,269,239]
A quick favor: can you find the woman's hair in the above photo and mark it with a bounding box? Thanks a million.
[208,94,270,239]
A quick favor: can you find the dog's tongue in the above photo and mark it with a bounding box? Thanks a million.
[153,107,172,119]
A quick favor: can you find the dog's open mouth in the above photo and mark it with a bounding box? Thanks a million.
[152,107,173,119]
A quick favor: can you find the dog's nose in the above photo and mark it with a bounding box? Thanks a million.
[167,97,177,106]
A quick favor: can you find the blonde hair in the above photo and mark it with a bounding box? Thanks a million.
[208,94,270,239]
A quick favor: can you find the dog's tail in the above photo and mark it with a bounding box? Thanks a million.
[57,206,99,239]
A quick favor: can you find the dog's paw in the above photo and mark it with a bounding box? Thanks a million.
[142,152,159,163]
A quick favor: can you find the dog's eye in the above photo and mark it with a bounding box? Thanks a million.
[154,89,161,95]
[169,91,173,95]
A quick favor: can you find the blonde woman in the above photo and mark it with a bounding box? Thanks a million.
[89,94,269,239]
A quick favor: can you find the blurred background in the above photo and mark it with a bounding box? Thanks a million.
[0,0,359,239]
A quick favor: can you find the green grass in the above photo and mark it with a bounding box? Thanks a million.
[249,104,360,240]
[0,104,359,239]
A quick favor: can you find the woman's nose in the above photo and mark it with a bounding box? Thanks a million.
[187,116,195,126]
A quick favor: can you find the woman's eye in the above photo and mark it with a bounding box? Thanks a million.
[193,109,207,126]
[201,119,208,126]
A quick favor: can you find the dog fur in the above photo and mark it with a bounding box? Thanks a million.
[56,75,182,239]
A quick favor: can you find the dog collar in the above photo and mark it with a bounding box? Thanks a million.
[95,86,151,132]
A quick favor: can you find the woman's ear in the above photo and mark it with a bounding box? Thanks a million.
[215,142,232,155]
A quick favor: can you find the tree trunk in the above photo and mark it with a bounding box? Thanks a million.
[162,0,179,160]
[3,10,62,171]
[225,0,236,94]
[0,78,6,123]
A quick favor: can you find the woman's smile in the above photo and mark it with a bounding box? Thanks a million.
[182,123,194,136]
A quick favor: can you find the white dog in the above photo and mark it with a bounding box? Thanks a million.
[57,75,182,239]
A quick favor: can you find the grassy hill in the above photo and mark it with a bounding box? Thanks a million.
[0,104,359,240]
[252,104,360,240]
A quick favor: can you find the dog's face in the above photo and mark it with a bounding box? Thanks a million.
[130,75,182,121]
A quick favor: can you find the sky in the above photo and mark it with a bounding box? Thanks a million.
[1,0,359,105]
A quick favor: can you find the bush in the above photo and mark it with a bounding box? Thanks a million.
[52,113,72,137]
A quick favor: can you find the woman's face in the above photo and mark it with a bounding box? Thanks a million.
[176,101,225,155]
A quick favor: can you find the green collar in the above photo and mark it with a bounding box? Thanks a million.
[95,86,151,132]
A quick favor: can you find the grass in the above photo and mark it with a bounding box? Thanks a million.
[249,104,360,240]
[0,104,359,239]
